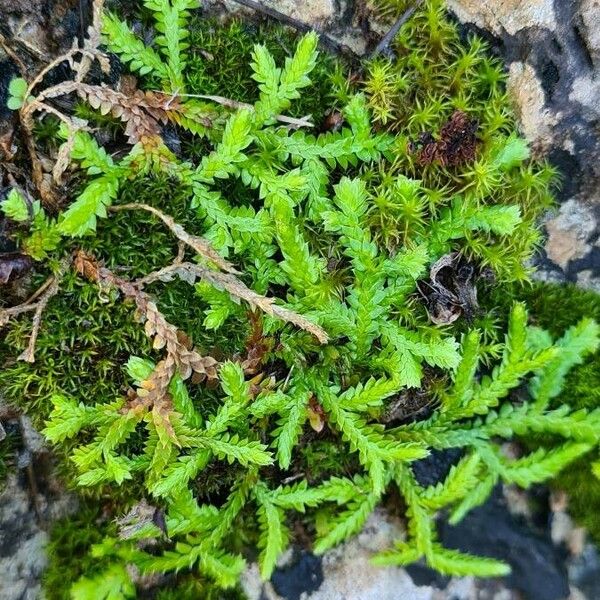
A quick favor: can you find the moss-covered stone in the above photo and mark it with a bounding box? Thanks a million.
[2,0,597,593]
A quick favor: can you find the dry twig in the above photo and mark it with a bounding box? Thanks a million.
[370,1,423,59]
[74,251,219,439]
[0,259,70,363]
[167,93,314,128]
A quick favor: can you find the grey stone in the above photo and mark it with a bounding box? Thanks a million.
[543,199,597,270]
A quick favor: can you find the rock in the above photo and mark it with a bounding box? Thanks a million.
[2,0,84,56]
[568,543,600,600]
[438,488,570,600]
[202,0,369,55]
[205,0,336,26]
[259,0,336,27]
[412,448,463,487]
[0,471,75,600]
[447,0,556,36]
[506,62,556,153]
[18,415,47,455]
[544,199,597,271]
[579,0,600,69]
[576,269,600,293]
[240,509,526,600]
[271,551,323,600]
[0,406,77,600]
[241,510,436,600]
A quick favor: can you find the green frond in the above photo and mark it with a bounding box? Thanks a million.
[313,487,380,554]
[256,489,289,579]
[144,0,197,90]
[501,443,593,487]
[102,12,168,79]
[531,319,600,410]
[427,544,510,577]
[421,453,481,510]
[1,188,29,222]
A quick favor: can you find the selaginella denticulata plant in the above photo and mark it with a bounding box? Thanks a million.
[0,0,599,597]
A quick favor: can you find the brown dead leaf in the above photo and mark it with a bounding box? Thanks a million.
[117,499,167,540]
[381,387,435,424]
[412,110,479,167]
[307,395,326,433]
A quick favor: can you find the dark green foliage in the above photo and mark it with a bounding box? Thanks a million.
[43,504,111,600]
[43,502,246,600]
[0,271,151,420]
[0,428,17,486]
[184,17,342,123]
[154,580,246,600]
[502,282,600,543]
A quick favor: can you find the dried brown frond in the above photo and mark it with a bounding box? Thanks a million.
[74,250,218,437]
[73,84,216,146]
[75,250,219,383]
[140,262,329,344]
[79,84,165,145]
[100,206,326,339]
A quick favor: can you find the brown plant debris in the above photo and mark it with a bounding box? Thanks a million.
[173,93,314,128]
[381,386,435,424]
[412,110,479,167]
[417,252,483,325]
[77,84,211,145]
[74,250,219,439]
[117,499,167,540]
[0,257,69,362]
[307,395,326,432]
[139,262,329,344]
[239,311,274,374]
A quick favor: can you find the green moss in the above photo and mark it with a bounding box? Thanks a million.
[43,501,247,600]
[511,282,600,543]
[0,272,150,421]
[364,0,557,281]
[43,503,113,600]
[155,578,246,600]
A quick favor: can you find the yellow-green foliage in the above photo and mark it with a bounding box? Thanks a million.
[364,0,556,280]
